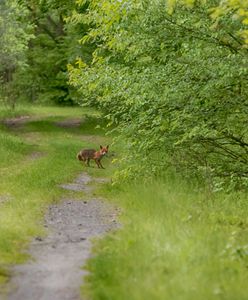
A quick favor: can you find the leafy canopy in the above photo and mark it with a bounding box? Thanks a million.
[69,0,248,189]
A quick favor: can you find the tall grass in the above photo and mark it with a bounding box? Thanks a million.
[85,181,248,300]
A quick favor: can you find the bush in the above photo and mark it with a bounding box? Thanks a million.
[69,0,248,189]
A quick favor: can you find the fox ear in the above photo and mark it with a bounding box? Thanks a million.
[107,145,109,149]
[100,145,103,149]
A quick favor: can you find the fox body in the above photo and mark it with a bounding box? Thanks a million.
[77,145,109,169]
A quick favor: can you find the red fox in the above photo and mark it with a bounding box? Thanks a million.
[77,145,109,169]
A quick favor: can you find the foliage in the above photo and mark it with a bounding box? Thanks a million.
[16,0,75,105]
[210,0,248,45]
[69,0,248,188]
[0,0,93,106]
[0,0,34,108]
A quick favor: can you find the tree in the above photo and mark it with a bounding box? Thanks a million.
[0,0,33,108]
[16,0,92,105]
[69,0,248,188]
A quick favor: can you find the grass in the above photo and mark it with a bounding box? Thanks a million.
[1,104,247,300]
[0,104,113,286]
[0,103,98,119]
[85,180,248,300]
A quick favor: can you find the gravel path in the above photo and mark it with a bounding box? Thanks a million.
[7,173,118,300]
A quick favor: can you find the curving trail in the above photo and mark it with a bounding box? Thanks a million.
[7,173,118,300]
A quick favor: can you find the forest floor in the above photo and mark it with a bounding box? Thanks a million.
[0,106,118,300]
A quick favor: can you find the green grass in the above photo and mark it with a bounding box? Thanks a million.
[85,180,248,300]
[0,103,98,119]
[0,105,112,286]
[1,104,247,300]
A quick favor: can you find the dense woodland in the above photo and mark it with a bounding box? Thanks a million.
[1,0,248,190]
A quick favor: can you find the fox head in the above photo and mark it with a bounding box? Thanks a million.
[100,145,109,156]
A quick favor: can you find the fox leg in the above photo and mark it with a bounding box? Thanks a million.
[97,159,104,169]
[95,159,101,168]
[87,158,90,167]
[81,157,88,167]
[78,154,87,168]
[99,160,105,169]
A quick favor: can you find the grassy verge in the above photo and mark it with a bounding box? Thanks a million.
[0,105,112,286]
[85,180,248,300]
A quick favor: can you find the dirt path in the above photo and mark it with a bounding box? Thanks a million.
[7,173,118,300]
